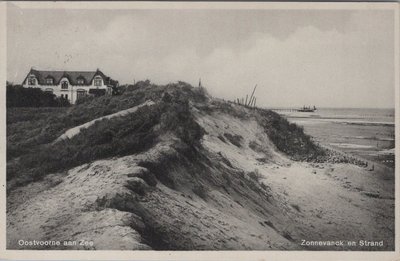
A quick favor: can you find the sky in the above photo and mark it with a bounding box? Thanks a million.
[6,4,395,108]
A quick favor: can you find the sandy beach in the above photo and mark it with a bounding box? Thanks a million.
[275,108,395,168]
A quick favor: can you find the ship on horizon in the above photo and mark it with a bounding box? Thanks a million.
[297,105,317,112]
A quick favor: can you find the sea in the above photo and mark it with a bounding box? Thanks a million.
[271,108,395,168]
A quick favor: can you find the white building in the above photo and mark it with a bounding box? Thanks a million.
[22,68,119,104]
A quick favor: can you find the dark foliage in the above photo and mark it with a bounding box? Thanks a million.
[7,107,68,160]
[255,109,327,161]
[7,83,205,188]
[205,100,326,162]
[6,79,326,190]
[7,80,205,160]
[88,88,106,97]
[6,83,70,108]
[248,169,262,181]
[223,133,243,147]
[192,184,207,199]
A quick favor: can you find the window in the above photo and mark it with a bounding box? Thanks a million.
[46,78,53,85]
[45,88,53,93]
[65,94,68,100]
[77,89,87,100]
[77,79,84,85]
[61,81,68,89]
[94,76,102,86]
[28,77,36,85]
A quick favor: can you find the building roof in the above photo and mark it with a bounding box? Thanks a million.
[23,69,118,87]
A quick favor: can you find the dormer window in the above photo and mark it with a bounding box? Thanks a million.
[28,77,36,85]
[61,81,68,89]
[77,78,85,85]
[46,78,54,85]
[94,76,102,86]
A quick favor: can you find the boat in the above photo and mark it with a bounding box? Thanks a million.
[297,105,317,112]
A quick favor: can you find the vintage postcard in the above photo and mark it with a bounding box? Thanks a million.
[0,1,398,260]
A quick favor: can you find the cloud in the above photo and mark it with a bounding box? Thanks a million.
[7,8,394,108]
[141,22,393,108]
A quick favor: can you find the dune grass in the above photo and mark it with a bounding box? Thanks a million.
[7,80,327,189]
[255,108,327,161]
[7,81,206,188]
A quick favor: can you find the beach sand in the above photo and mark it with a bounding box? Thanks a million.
[198,109,395,250]
[6,106,395,250]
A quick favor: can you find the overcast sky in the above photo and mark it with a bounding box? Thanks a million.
[7,4,395,108]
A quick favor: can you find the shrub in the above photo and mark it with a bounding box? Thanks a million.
[217,135,226,143]
[221,171,232,186]
[7,107,68,160]
[248,169,263,181]
[291,204,301,212]
[255,108,326,161]
[75,95,96,105]
[6,83,70,107]
[223,133,243,147]
[192,184,207,199]
[282,231,293,241]
[249,140,264,153]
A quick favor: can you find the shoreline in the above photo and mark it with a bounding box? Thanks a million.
[280,113,395,169]
[288,117,394,127]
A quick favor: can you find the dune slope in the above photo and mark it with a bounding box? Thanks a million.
[6,83,394,250]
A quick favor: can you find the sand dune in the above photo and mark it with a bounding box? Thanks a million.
[7,97,394,250]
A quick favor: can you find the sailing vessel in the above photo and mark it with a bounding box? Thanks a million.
[297,105,317,112]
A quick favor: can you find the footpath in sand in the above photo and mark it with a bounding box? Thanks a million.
[55,100,155,142]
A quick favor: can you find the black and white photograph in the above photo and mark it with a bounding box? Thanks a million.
[1,1,399,259]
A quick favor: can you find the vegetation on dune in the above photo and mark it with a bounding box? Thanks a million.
[223,133,243,148]
[7,80,206,160]
[255,109,327,161]
[7,79,328,189]
[6,82,70,108]
[207,100,368,165]
[7,80,392,251]
[7,81,205,188]
[7,107,69,159]
[204,100,327,162]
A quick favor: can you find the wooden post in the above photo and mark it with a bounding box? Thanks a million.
[248,84,257,106]
[250,96,255,107]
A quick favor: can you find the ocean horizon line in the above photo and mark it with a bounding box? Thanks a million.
[264,106,395,110]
